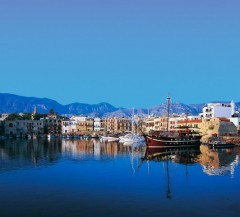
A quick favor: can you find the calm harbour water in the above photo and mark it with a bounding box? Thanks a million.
[0,139,240,217]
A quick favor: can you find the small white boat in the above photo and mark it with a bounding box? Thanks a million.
[101,136,119,142]
[119,134,145,143]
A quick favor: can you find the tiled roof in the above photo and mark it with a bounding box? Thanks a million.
[177,119,202,124]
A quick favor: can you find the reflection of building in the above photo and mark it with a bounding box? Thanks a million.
[0,139,62,171]
[198,145,239,176]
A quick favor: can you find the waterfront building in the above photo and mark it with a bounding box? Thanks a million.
[75,116,94,134]
[152,117,178,131]
[101,117,131,133]
[62,120,77,134]
[177,113,201,121]
[177,119,202,132]
[40,116,62,135]
[5,120,44,137]
[144,116,155,133]
[200,117,237,138]
[200,101,236,119]
[230,113,240,133]
[94,118,101,131]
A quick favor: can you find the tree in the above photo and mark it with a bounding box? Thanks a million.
[6,113,23,121]
[49,108,56,115]
[22,113,32,120]
[33,113,45,120]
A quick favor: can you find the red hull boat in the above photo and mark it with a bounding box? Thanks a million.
[145,131,202,148]
[145,96,202,149]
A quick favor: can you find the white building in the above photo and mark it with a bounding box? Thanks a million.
[70,116,89,122]
[62,120,77,134]
[177,113,201,121]
[94,118,101,131]
[230,117,240,127]
[200,101,236,119]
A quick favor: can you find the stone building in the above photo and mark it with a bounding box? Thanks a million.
[75,117,94,134]
[101,117,131,133]
[200,117,237,139]
[5,120,44,137]
[40,117,62,135]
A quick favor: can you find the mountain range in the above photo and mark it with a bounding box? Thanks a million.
[0,93,239,118]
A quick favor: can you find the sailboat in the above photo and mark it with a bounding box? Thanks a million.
[119,108,145,145]
[145,96,202,148]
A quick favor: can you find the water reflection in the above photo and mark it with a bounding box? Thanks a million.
[1,140,240,217]
[198,145,239,177]
[143,146,201,199]
[1,139,240,177]
[0,139,147,172]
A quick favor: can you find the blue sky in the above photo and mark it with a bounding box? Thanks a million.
[0,0,239,108]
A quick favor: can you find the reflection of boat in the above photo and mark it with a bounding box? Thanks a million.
[145,96,202,149]
[143,146,200,162]
[142,146,200,199]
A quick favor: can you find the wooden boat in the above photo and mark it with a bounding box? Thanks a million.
[145,130,202,148]
[145,96,202,148]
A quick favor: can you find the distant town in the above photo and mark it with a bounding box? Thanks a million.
[0,100,240,142]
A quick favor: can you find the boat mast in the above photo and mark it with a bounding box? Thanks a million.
[166,155,172,199]
[132,108,134,135]
[166,96,171,132]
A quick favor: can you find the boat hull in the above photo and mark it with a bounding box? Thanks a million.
[145,135,201,148]
[203,143,235,149]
